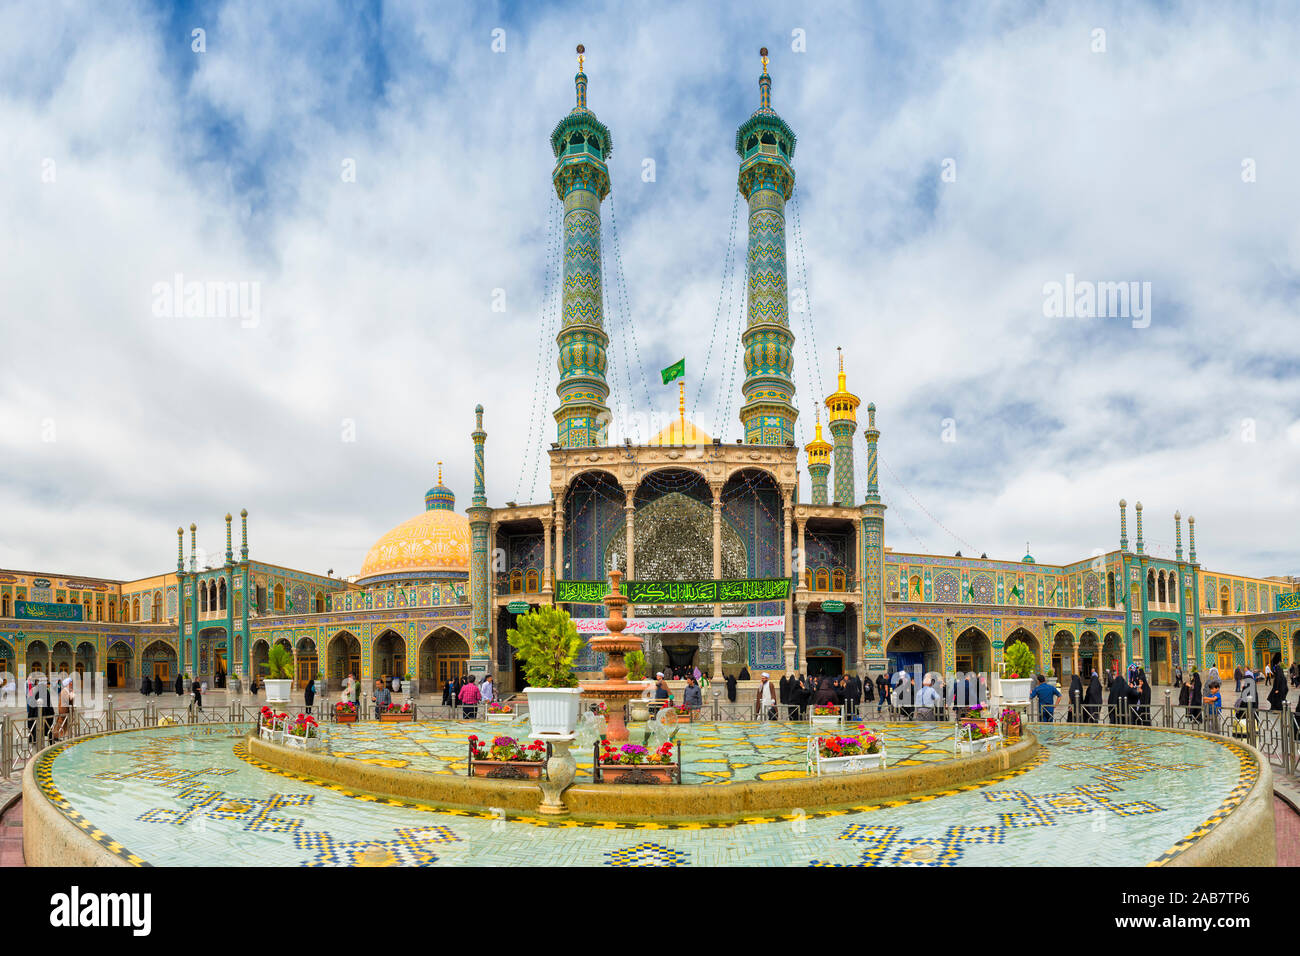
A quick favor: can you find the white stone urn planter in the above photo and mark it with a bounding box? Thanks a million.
[998,678,1031,705]
[809,710,843,729]
[263,679,292,704]
[807,739,888,776]
[523,687,582,737]
[955,735,1003,755]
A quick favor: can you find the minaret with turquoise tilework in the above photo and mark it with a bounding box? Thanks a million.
[551,44,612,448]
[826,348,859,504]
[803,408,831,504]
[737,47,798,445]
[859,403,887,673]
[468,404,492,672]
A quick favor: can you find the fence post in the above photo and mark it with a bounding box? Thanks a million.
[107,695,115,732]
[1246,704,1257,749]
[1,715,11,780]
[1163,690,1171,728]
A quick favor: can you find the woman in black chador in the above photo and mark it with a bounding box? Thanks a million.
[725,672,737,702]
[1068,673,1083,721]
[1189,671,1203,723]
[1083,672,1102,723]
[1106,672,1129,724]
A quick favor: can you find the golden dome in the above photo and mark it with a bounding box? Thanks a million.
[358,471,469,582]
[825,347,860,424]
[650,418,712,446]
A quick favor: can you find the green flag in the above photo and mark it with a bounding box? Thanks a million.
[661,358,685,384]
[1010,584,1022,600]
[965,583,975,600]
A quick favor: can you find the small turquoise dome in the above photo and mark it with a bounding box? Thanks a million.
[1022,553,1035,564]
[424,463,455,512]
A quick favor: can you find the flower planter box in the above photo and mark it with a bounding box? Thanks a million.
[379,713,413,722]
[284,733,322,751]
[809,751,887,775]
[487,712,517,723]
[263,678,292,704]
[523,687,582,737]
[469,759,545,780]
[334,712,357,724]
[258,724,283,743]
[659,710,691,724]
[810,713,843,728]
[956,735,1003,755]
[596,763,680,785]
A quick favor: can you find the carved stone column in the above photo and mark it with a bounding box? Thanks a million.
[782,493,795,673]
[711,483,723,679]
[541,515,553,598]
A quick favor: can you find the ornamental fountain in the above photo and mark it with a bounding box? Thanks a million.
[579,568,643,741]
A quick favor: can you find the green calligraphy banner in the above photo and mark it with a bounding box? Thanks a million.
[15,600,83,622]
[555,578,791,605]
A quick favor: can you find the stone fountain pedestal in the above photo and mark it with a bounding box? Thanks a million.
[580,569,643,742]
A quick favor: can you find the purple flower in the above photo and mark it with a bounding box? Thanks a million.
[620,744,648,756]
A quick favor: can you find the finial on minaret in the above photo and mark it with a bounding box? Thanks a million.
[437,460,443,485]
[678,380,686,440]
[759,46,771,109]
[575,43,587,109]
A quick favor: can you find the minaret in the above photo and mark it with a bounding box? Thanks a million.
[551,44,613,448]
[1174,511,1183,561]
[239,508,249,679]
[859,402,887,675]
[189,523,197,572]
[224,513,233,566]
[1188,516,1197,563]
[804,409,831,504]
[1119,499,1128,551]
[176,527,184,573]
[468,405,492,673]
[240,509,249,561]
[1135,501,1144,554]
[737,47,798,445]
[826,347,860,504]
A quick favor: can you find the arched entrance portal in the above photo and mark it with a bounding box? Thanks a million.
[142,641,177,686]
[1102,632,1122,678]
[372,630,406,686]
[955,627,991,674]
[295,637,318,689]
[1051,631,1074,682]
[75,641,96,681]
[420,629,470,691]
[251,639,270,680]
[1252,630,1281,671]
[1003,628,1040,673]
[106,640,132,688]
[886,625,941,678]
[1078,631,1099,678]
[1148,618,1178,685]
[327,632,361,690]
[0,638,13,677]
[51,641,74,680]
[1208,633,1244,675]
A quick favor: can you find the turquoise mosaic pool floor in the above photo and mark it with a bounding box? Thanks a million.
[36,724,1255,866]
[324,719,959,784]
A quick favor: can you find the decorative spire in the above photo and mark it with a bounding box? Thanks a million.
[224,513,233,565]
[176,527,184,573]
[804,407,832,505]
[864,402,881,502]
[1119,499,1128,551]
[1174,511,1183,562]
[1134,501,1144,555]
[575,43,587,110]
[759,46,771,110]
[472,404,487,509]
[425,460,456,512]
[826,347,860,504]
[1188,515,1197,563]
[189,523,197,573]
[239,509,248,561]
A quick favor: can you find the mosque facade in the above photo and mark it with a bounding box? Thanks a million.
[3,51,1297,694]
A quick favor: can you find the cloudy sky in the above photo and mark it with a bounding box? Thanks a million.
[2,0,1297,582]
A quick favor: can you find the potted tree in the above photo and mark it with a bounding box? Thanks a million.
[998,642,1035,704]
[264,644,294,704]
[404,671,416,698]
[507,606,585,737]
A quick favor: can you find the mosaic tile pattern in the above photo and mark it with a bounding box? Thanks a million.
[36,723,1255,867]
[321,719,962,785]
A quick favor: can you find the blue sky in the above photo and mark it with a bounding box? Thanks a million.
[1,0,1297,581]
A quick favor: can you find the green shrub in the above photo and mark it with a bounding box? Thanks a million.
[267,644,294,680]
[1002,641,1036,680]
[624,650,646,682]
[507,606,585,688]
